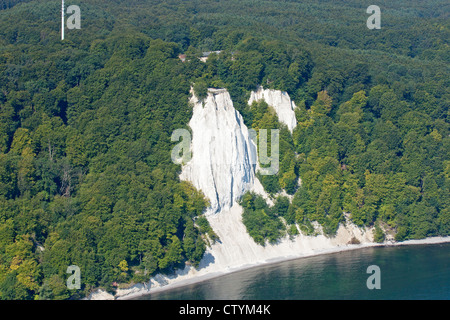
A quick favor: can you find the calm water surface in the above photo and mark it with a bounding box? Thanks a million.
[135,243,450,300]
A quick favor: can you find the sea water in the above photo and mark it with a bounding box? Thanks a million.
[134,243,450,300]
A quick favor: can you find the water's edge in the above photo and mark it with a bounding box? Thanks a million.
[113,236,450,300]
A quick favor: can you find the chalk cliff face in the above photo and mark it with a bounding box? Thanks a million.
[179,88,259,214]
[248,86,297,133]
[88,87,376,300]
[180,87,298,214]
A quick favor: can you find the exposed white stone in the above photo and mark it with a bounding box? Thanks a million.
[180,88,260,214]
[92,86,450,301]
[248,86,297,133]
[86,289,114,300]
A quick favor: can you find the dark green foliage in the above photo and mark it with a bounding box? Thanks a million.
[193,81,208,100]
[195,216,219,244]
[0,0,448,300]
[240,193,285,246]
[0,0,31,10]
[0,24,210,298]
[373,224,385,243]
[247,100,300,195]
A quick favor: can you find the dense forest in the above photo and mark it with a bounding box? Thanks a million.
[0,0,448,299]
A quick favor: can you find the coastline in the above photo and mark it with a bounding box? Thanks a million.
[119,242,380,300]
[89,234,450,300]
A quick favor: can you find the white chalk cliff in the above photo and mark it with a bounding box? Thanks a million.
[177,87,373,288]
[248,86,297,133]
[180,86,299,214]
[179,87,373,274]
[179,88,263,214]
[88,86,379,300]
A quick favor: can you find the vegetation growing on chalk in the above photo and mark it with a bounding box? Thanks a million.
[0,0,448,299]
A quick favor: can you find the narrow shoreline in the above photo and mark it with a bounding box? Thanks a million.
[109,236,450,300]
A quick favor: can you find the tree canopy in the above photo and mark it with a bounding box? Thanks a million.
[0,0,448,299]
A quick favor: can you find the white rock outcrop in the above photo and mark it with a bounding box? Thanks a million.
[86,85,450,301]
[180,88,260,214]
[248,86,297,133]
